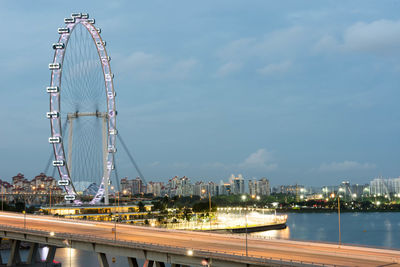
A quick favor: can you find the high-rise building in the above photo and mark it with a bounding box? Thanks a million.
[258,178,270,196]
[208,181,219,197]
[230,174,245,195]
[146,182,164,196]
[369,177,400,196]
[219,183,231,195]
[249,178,270,196]
[370,177,390,196]
[120,177,144,195]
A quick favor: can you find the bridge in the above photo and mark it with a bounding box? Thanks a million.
[0,212,400,266]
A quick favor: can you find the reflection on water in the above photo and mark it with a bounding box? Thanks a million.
[54,248,144,267]
[252,212,400,249]
[251,226,290,239]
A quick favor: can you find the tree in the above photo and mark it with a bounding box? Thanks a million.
[138,201,146,212]
[183,207,192,221]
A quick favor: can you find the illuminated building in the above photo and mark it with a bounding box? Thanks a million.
[40,203,153,222]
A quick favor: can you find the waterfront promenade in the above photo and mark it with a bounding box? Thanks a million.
[1,211,400,266]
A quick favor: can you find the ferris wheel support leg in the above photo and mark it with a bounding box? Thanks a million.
[103,116,109,205]
[67,117,74,179]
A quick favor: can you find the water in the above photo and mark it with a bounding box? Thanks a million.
[252,212,400,249]
[2,212,399,266]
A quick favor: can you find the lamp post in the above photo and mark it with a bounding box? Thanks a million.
[1,186,4,212]
[241,195,248,257]
[49,187,53,209]
[23,210,26,228]
[202,188,213,230]
[114,212,117,242]
[338,195,341,247]
[208,190,212,230]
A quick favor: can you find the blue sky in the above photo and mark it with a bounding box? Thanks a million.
[1,1,400,186]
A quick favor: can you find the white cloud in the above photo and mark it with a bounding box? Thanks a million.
[216,62,242,77]
[115,51,197,80]
[254,26,306,55]
[216,26,307,76]
[203,148,277,172]
[217,38,256,61]
[315,19,400,54]
[121,51,162,69]
[314,35,339,52]
[168,58,198,79]
[238,149,278,171]
[218,27,306,61]
[257,60,292,75]
[318,161,376,172]
[343,20,400,52]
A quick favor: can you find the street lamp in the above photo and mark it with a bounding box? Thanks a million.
[23,210,26,228]
[202,188,212,230]
[1,185,4,212]
[241,195,248,257]
[338,195,341,247]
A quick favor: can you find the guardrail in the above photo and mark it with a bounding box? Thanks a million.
[0,223,341,267]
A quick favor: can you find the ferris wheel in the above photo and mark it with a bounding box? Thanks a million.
[47,13,117,205]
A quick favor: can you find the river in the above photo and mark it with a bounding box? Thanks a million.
[1,212,399,266]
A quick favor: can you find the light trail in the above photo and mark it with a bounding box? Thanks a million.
[0,214,94,227]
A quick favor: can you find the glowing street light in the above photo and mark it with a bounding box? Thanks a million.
[242,195,248,257]
[187,249,194,256]
[338,195,341,246]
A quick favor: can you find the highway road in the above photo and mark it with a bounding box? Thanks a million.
[0,211,399,266]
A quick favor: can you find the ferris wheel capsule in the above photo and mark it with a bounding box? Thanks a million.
[46,86,59,93]
[53,160,65,166]
[87,18,95,24]
[109,129,118,135]
[64,194,76,201]
[105,73,113,81]
[52,43,65,49]
[58,180,70,186]
[81,13,89,19]
[46,111,59,118]
[71,13,82,18]
[107,91,116,99]
[49,63,61,70]
[96,28,101,33]
[64,18,75,24]
[106,162,113,170]
[58,28,70,34]
[49,136,62,143]
[108,146,117,153]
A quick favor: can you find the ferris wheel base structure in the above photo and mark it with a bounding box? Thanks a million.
[47,13,117,206]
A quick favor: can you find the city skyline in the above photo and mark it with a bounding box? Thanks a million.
[2,171,397,198]
[1,1,400,186]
